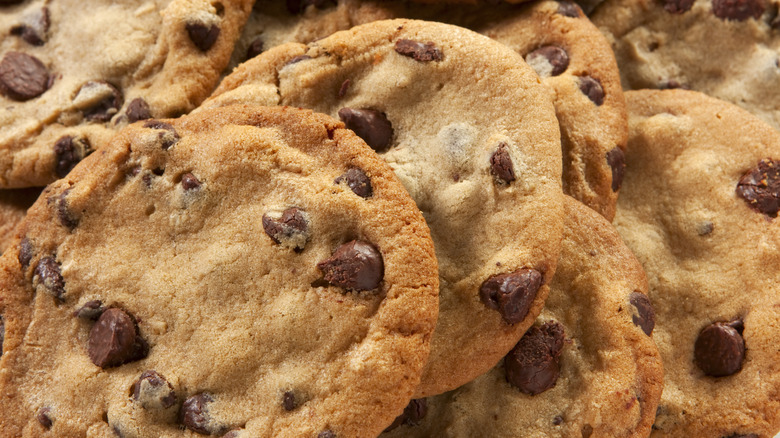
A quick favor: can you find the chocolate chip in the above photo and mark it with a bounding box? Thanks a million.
[246,37,264,60]
[629,292,655,336]
[0,316,4,357]
[712,0,764,20]
[126,97,152,123]
[725,434,759,438]
[581,424,594,438]
[578,76,604,106]
[34,256,65,301]
[490,143,516,184]
[222,430,244,438]
[73,300,104,320]
[335,168,372,198]
[73,81,123,122]
[606,147,626,192]
[181,173,201,191]
[186,22,220,51]
[52,188,78,230]
[317,431,336,438]
[659,79,689,90]
[317,240,384,291]
[37,407,53,429]
[133,370,176,410]
[182,393,222,434]
[525,46,570,78]
[262,207,310,251]
[736,158,780,217]
[384,398,428,432]
[286,55,312,66]
[553,416,564,425]
[557,1,582,16]
[479,269,542,325]
[337,108,393,153]
[88,308,148,368]
[10,7,50,46]
[19,237,33,269]
[143,120,180,149]
[338,79,351,98]
[394,39,443,62]
[504,321,565,395]
[54,135,92,178]
[694,319,745,377]
[282,391,297,411]
[661,0,695,13]
[0,51,50,101]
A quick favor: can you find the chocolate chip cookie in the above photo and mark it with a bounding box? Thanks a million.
[593,0,780,131]
[382,196,663,437]
[0,187,41,254]
[0,0,253,188]
[0,105,439,437]
[204,18,565,397]
[613,89,780,437]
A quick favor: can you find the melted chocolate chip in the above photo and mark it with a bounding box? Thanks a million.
[578,76,604,106]
[712,0,764,20]
[126,97,152,123]
[661,0,695,13]
[54,135,91,178]
[629,292,655,335]
[318,431,336,438]
[88,308,148,368]
[0,51,50,101]
[394,39,443,62]
[337,108,393,153]
[182,393,220,434]
[181,173,201,191]
[0,316,4,357]
[246,37,264,60]
[479,269,542,325]
[338,79,351,98]
[525,46,570,78]
[19,237,33,269]
[34,256,65,301]
[384,398,428,432]
[490,143,516,184]
[606,147,626,192]
[73,300,105,320]
[317,240,384,291]
[37,407,53,429]
[186,22,220,51]
[282,391,297,411]
[505,321,565,395]
[262,207,310,251]
[694,319,745,377]
[143,120,180,149]
[557,1,582,16]
[335,168,372,198]
[736,158,780,217]
[53,188,78,230]
[133,370,176,410]
[73,81,123,122]
[10,7,49,46]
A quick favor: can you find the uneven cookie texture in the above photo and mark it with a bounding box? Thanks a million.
[204,18,564,397]
[614,89,780,437]
[383,197,663,438]
[0,105,439,437]
[593,0,780,131]
[0,187,40,255]
[0,0,253,188]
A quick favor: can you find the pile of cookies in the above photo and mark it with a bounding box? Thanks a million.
[0,0,778,437]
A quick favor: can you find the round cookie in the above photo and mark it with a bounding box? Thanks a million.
[381,196,663,438]
[613,89,780,437]
[203,19,565,397]
[0,0,253,188]
[0,105,439,437]
[592,0,780,131]
[0,187,41,254]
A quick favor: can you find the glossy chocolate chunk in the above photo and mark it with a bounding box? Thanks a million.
[337,108,393,153]
[629,292,655,335]
[504,321,565,395]
[181,173,201,191]
[54,135,91,178]
[578,76,604,106]
[606,147,626,192]
[394,39,443,62]
[317,240,384,291]
[34,256,66,301]
[384,398,427,432]
[490,143,516,184]
[712,0,764,21]
[36,407,53,429]
[662,0,695,13]
[479,269,542,324]
[694,319,745,377]
[10,7,49,46]
[73,300,105,320]
[87,308,148,368]
[182,393,222,434]
[335,168,372,198]
[72,81,123,122]
[0,51,50,101]
[262,207,310,251]
[186,22,220,51]
[126,97,152,123]
[525,46,570,78]
[736,158,780,217]
[133,370,176,410]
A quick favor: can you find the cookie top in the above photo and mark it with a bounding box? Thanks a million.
[613,89,780,437]
[383,196,663,438]
[0,187,40,254]
[0,0,253,188]
[204,18,564,397]
[0,105,439,437]
[592,0,780,131]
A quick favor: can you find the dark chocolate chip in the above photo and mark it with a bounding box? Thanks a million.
[19,237,33,269]
[694,319,745,377]
[557,1,582,16]
[736,158,780,217]
[222,430,244,438]
[262,207,310,251]
[384,398,428,432]
[490,143,516,184]
[181,173,201,191]
[504,321,565,395]
[0,51,50,101]
[54,135,92,178]
[0,315,4,357]
[75,81,123,122]
[52,188,78,230]
[10,7,50,46]
[282,391,297,411]
[338,79,351,98]
[143,120,180,149]
[126,97,152,123]
[479,269,542,325]
[337,108,393,153]
[37,407,53,429]
[335,168,372,198]
[553,416,564,425]
[712,0,764,20]
[88,308,148,368]
[286,54,311,65]
[525,46,570,78]
[317,431,336,438]
[317,240,384,291]
[73,300,105,320]
[661,0,695,13]
[394,39,443,62]
[246,37,264,60]
[578,76,604,106]
[182,393,221,434]
[34,256,65,301]
[186,22,220,51]
[629,292,655,336]
[133,370,176,410]
[582,424,594,438]
[659,79,689,90]
[606,147,626,192]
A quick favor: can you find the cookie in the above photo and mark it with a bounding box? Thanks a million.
[592,0,780,131]
[204,18,565,397]
[0,105,439,437]
[613,89,780,437]
[0,187,41,254]
[0,0,253,188]
[231,0,626,220]
[382,196,663,438]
